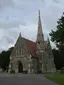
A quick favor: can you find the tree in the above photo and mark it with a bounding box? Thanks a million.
[50,12,64,69]
[49,13,64,48]
[52,49,61,69]
[0,47,14,72]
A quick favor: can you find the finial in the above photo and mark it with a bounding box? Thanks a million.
[38,10,40,15]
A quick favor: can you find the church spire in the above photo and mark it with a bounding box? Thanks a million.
[37,10,43,34]
[36,10,44,50]
[36,10,44,42]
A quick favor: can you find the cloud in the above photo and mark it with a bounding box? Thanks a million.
[41,0,64,31]
[0,28,20,51]
[0,0,13,9]
[0,19,26,29]
[53,0,60,3]
[53,0,64,4]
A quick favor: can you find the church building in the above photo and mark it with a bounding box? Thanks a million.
[9,11,56,73]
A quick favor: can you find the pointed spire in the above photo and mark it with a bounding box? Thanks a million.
[19,32,22,37]
[36,10,44,50]
[36,10,44,42]
[38,10,43,34]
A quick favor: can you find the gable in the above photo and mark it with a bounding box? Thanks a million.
[10,35,29,57]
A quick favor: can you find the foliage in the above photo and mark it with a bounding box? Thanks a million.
[49,13,64,48]
[0,47,13,72]
[52,49,61,69]
[50,13,64,69]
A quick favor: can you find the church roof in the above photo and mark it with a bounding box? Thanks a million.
[23,38,37,57]
[23,37,47,57]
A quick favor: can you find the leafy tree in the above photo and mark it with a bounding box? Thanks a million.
[50,13,64,48]
[50,12,64,69]
[0,47,14,72]
[52,49,61,69]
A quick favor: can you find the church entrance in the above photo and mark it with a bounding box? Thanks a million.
[18,60,23,73]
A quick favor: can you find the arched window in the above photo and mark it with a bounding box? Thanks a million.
[21,49,23,55]
[19,49,21,55]
[16,49,20,56]
[16,50,18,56]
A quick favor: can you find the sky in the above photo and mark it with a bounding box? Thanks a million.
[0,0,64,51]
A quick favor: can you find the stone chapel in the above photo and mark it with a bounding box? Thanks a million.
[9,11,56,73]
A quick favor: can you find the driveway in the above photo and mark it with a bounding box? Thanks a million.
[0,74,59,85]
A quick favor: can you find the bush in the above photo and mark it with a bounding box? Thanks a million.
[37,70,42,74]
[10,70,15,74]
[60,67,64,73]
[23,70,28,74]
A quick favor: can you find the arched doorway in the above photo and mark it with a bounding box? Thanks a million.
[18,60,23,73]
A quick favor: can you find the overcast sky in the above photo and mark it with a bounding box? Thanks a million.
[0,0,64,51]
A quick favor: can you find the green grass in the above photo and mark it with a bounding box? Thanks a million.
[45,72,64,85]
[0,72,8,74]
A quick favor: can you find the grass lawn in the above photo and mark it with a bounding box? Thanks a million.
[0,72,8,74]
[45,72,64,85]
